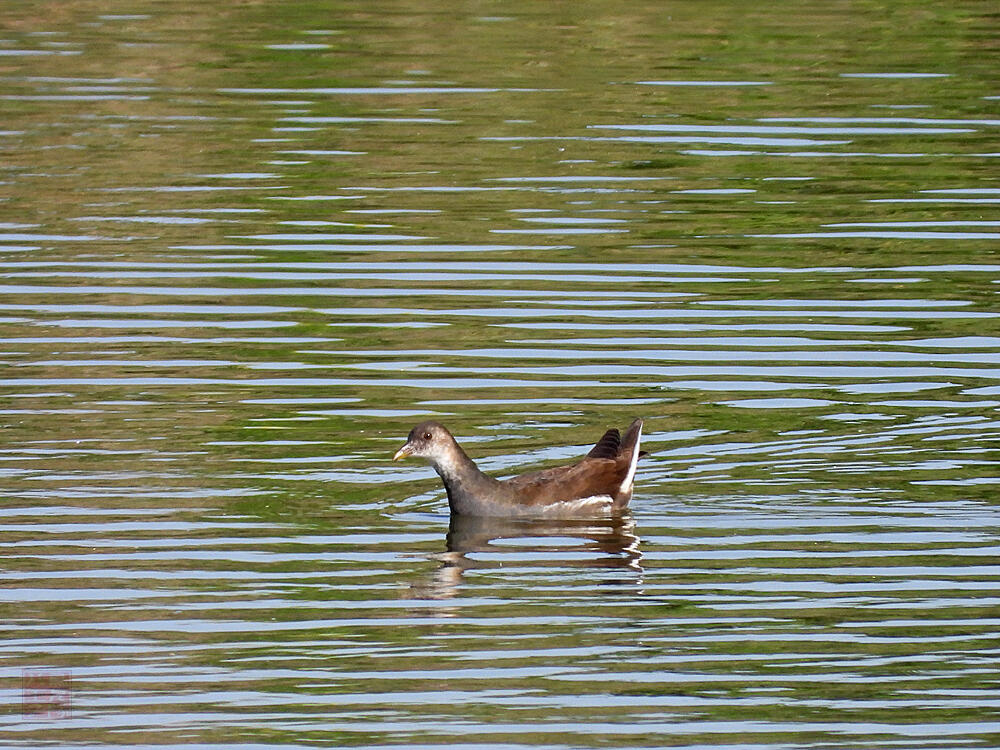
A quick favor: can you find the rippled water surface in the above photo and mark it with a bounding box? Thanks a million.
[2,1,999,747]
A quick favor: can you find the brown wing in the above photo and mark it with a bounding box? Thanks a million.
[501,419,644,510]
[503,457,629,507]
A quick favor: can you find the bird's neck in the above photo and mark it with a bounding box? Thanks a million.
[432,441,501,508]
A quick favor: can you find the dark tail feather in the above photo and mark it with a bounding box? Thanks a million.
[587,428,622,459]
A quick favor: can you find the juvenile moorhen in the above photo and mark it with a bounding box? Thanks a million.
[393,419,643,517]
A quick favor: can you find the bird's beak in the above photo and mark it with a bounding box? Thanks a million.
[393,443,413,461]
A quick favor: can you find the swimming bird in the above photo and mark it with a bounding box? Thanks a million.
[393,419,643,517]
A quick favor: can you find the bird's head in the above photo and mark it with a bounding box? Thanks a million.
[393,421,453,462]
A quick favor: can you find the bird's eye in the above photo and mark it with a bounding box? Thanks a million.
[423,432,432,440]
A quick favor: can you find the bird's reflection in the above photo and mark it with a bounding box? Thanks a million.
[412,513,643,603]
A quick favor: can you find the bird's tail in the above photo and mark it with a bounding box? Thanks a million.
[617,418,643,499]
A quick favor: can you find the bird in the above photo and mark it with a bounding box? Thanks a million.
[393,419,644,517]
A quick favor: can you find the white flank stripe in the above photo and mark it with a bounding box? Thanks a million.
[534,494,613,517]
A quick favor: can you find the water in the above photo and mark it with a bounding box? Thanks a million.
[2,1,999,747]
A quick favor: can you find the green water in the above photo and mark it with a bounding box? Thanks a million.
[1,1,998,747]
